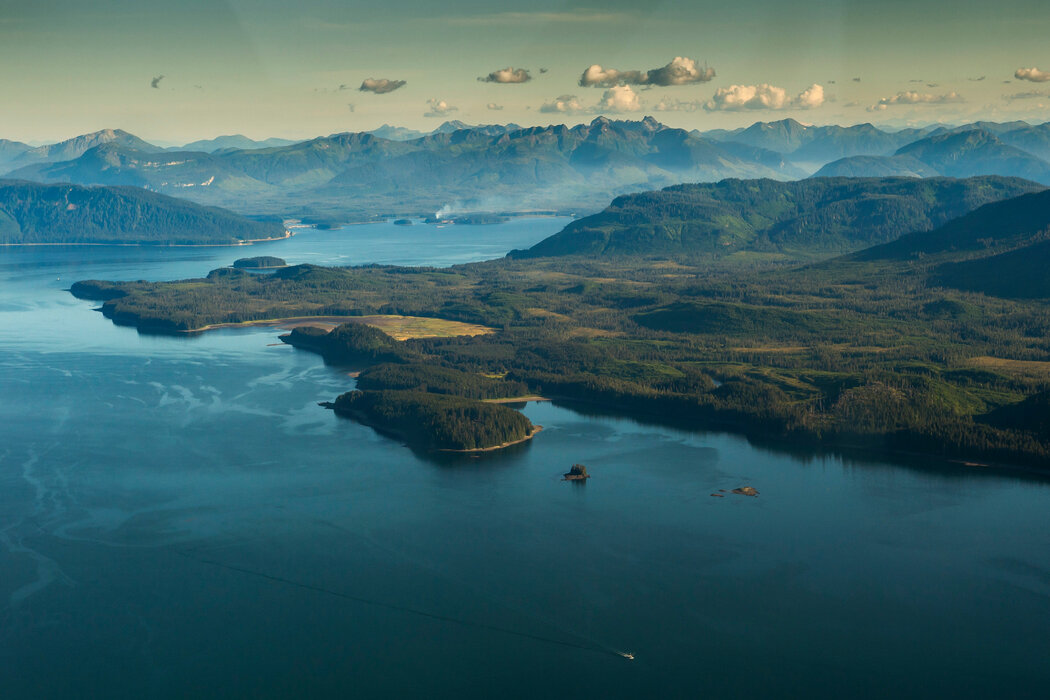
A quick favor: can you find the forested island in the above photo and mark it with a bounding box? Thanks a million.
[70,179,1050,466]
[233,256,287,268]
[0,180,287,245]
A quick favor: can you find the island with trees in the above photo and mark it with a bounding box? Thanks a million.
[232,256,287,268]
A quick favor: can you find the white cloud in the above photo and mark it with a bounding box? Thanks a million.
[539,94,585,113]
[867,91,965,111]
[359,78,406,94]
[423,98,458,117]
[579,56,715,87]
[1015,67,1050,83]
[486,103,504,110]
[796,84,825,109]
[478,67,532,84]
[599,85,641,112]
[704,83,826,111]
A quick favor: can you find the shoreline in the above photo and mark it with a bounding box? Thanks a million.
[543,393,1050,478]
[438,425,544,453]
[0,230,294,248]
[483,395,550,404]
[333,404,542,453]
[183,315,366,334]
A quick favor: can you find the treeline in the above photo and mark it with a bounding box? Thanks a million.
[281,324,409,363]
[356,363,529,400]
[233,256,286,268]
[332,390,534,451]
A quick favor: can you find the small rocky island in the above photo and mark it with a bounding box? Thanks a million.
[564,464,590,481]
[232,256,287,269]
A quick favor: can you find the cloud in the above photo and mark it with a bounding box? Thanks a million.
[654,97,704,113]
[599,85,641,112]
[359,78,406,94]
[1015,67,1050,83]
[704,83,826,111]
[867,91,965,111]
[579,56,715,87]
[540,94,585,113]
[795,84,826,109]
[424,98,458,117]
[1003,90,1049,102]
[486,103,504,111]
[151,75,165,89]
[478,67,532,84]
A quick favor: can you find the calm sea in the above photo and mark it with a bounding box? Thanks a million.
[1,219,1048,698]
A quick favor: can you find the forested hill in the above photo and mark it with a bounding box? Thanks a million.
[854,188,1050,299]
[509,176,1042,260]
[0,180,286,244]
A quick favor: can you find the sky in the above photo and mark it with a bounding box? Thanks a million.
[0,0,1048,143]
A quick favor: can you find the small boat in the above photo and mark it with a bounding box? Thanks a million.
[620,652,635,660]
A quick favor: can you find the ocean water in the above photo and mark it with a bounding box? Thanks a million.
[1,219,1048,698]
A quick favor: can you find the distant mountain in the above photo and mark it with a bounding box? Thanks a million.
[5,117,801,219]
[366,124,427,141]
[814,155,939,178]
[895,129,1050,182]
[855,188,1050,299]
[2,129,162,172]
[367,122,524,141]
[702,119,937,170]
[509,176,1042,259]
[178,135,299,153]
[0,139,32,173]
[0,179,285,244]
[814,129,1050,185]
[9,118,1050,221]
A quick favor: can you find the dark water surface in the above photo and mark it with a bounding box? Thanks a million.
[1,219,1049,698]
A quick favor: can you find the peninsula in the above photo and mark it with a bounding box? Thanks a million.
[69,180,1050,468]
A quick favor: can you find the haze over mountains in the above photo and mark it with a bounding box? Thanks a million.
[2,117,1050,222]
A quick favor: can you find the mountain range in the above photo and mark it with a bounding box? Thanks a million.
[3,117,1050,221]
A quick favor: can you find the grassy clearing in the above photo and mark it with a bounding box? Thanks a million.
[966,356,1050,381]
[192,314,494,339]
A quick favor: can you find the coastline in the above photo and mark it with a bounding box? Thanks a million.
[0,230,293,248]
[438,425,544,453]
[333,404,542,453]
[483,395,550,404]
[184,315,365,333]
